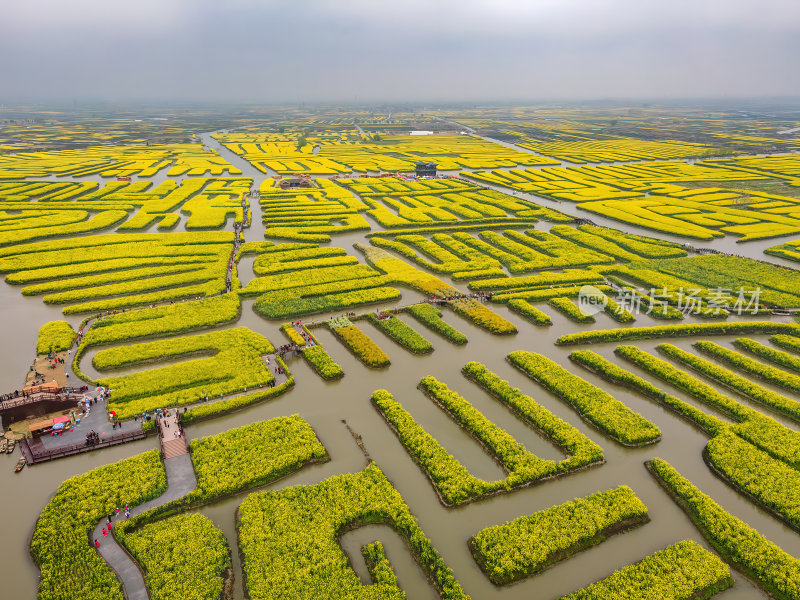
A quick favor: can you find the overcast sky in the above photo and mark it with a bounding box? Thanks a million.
[1,0,799,104]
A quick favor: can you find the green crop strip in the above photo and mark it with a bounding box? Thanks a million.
[404,303,468,344]
[706,432,800,531]
[365,313,433,354]
[237,464,469,600]
[569,350,727,435]
[547,296,595,323]
[659,342,800,422]
[615,345,800,467]
[693,340,800,398]
[508,351,661,446]
[30,450,166,600]
[116,514,230,600]
[648,458,800,599]
[470,485,648,584]
[373,368,602,506]
[36,320,76,354]
[97,328,276,419]
[556,321,800,345]
[560,540,731,600]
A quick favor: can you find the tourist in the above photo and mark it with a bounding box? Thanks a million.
[95,539,100,548]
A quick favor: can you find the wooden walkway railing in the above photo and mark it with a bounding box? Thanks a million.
[19,430,146,465]
[0,393,80,412]
[0,387,85,411]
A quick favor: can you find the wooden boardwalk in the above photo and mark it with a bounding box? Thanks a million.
[19,430,147,464]
[0,386,84,412]
[158,412,188,459]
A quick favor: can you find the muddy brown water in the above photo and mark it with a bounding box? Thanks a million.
[4,290,799,600]
[1,140,799,599]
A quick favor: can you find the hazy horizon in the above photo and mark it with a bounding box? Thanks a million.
[2,0,799,104]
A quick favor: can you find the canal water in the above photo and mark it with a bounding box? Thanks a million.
[0,137,797,599]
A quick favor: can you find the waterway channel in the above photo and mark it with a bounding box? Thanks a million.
[0,131,798,599]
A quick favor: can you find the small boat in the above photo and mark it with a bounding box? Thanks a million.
[0,439,7,453]
[14,458,25,472]
[7,439,15,453]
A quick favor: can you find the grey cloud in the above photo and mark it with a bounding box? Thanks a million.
[1,0,798,103]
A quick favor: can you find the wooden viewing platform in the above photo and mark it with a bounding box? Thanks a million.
[0,388,83,412]
[158,412,188,459]
[18,430,147,465]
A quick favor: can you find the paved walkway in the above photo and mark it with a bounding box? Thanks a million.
[36,393,140,451]
[262,353,290,387]
[93,452,197,600]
